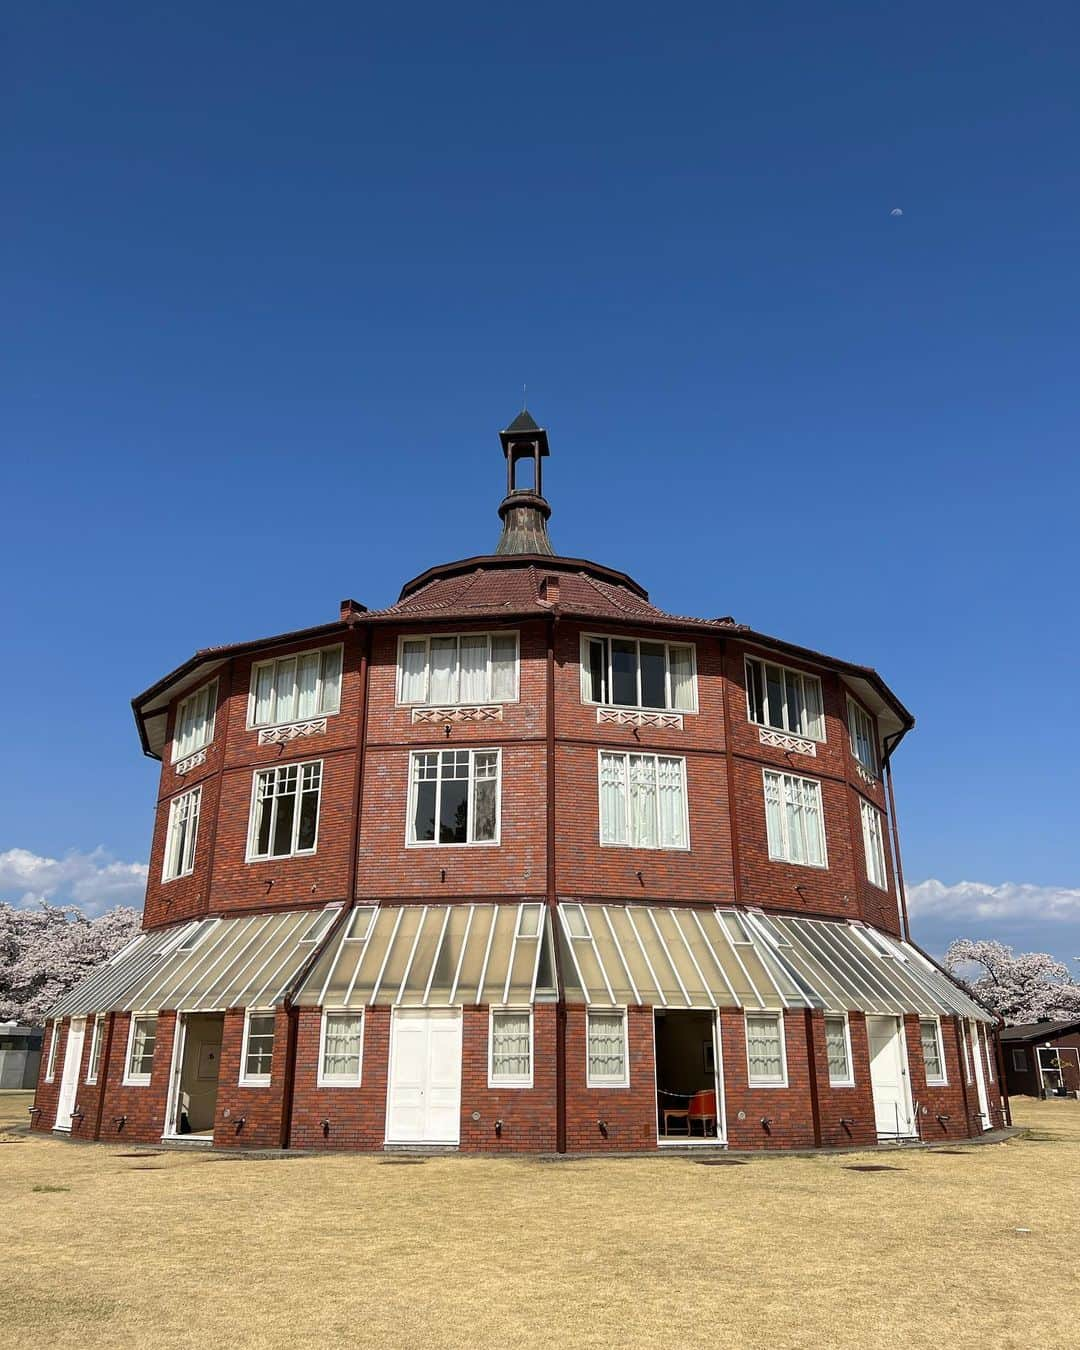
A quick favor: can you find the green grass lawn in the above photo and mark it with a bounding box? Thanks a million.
[1,1091,1076,1350]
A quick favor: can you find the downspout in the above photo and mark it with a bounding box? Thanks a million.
[91,1012,117,1142]
[882,732,911,942]
[804,1009,823,1147]
[546,611,568,1154]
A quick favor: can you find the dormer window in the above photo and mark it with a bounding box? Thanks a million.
[249,646,343,729]
[172,679,218,762]
[397,632,519,706]
[745,657,824,741]
[581,635,696,713]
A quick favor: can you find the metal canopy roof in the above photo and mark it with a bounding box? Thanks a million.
[48,927,188,1019]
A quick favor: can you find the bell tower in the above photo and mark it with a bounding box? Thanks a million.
[495,409,555,556]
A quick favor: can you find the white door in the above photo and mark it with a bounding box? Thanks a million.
[867,1015,914,1138]
[969,1021,991,1130]
[386,1010,462,1145]
[54,1018,86,1131]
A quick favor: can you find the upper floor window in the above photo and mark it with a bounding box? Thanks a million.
[860,799,889,890]
[173,679,218,761]
[248,761,322,860]
[847,697,877,774]
[746,657,824,741]
[250,646,343,729]
[408,749,500,846]
[582,635,696,713]
[763,769,827,867]
[163,787,201,881]
[599,751,689,850]
[397,632,519,706]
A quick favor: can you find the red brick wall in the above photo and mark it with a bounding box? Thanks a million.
[564,1005,657,1150]
[288,1006,391,1149]
[809,1011,878,1148]
[459,1004,558,1152]
[30,1019,64,1132]
[96,1011,177,1145]
[719,1008,817,1149]
[212,1007,290,1148]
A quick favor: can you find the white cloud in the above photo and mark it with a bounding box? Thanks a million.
[0,847,148,917]
[908,878,1080,924]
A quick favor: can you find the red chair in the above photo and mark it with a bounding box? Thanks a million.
[688,1090,717,1137]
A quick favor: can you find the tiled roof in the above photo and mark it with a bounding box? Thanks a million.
[999,1019,1080,1041]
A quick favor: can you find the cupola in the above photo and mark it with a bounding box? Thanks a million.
[495,409,554,556]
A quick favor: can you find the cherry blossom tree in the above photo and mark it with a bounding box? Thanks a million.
[0,902,141,1024]
[944,938,1080,1024]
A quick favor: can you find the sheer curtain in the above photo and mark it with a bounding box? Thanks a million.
[668,646,695,712]
[825,1016,849,1081]
[319,646,343,713]
[628,755,657,847]
[587,1012,626,1080]
[599,753,628,844]
[656,757,686,847]
[273,657,298,723]
[399,640,427,703]
[490,634,517,701]
[764,772,785,860]
[493,1013,531,1078]
[429,638,458,704]
[746,1014,782,1081]
[296,652,321,719]
[459,635,488,703]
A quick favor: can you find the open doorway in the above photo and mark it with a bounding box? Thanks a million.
[165,1013,224,1141]
[654,1010,724,1144]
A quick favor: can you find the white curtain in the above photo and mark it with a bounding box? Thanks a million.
[599,753,628,845]
[587,1012,626,1080]
[784,774,808,864]
[746,1014,782,1081]
[669,645,694,712]
[825,1016,849,1080]
[399,640,427,703]
[429,638,458,704]
[272,657,297,723]
[296,652,320,719]
[323,1013,362,1078]
[320,646,343,713]
[803,674,824,740]
[628,755,657,848]
[764,772,785,861]
[459,635,488,703]
[492,1013,531,1078]
[490,634,517,701]
[657,757,686,847]
[254,664,274,724]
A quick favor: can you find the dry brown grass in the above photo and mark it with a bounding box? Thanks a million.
[1,1091,1077,1350]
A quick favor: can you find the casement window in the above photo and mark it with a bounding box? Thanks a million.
[1011,1048,1027,1072]
[408,749,500,846]
[847,697,877,774]
[920,1018,947,1085]
[489,1009,533,1087]
[172,679,218,762]
[240,1011,275,1086]
[581,635,697,713]
[250,645,343,728]
[397,632,519,706]
[763,770,827,867]
[318,1010,364,1086]
[248,761,322,860]
[745,657,825,741]
[163,787,201,881]
[824,1014,854,1086]
[587,1010,629,1086]
[45,1021,61,1081]
[299,905,342,943]
[860,799,889,890]
[746,1012,787,1085]
[125,1015,157,1085]
[86,1017,104,1085]
[343,907,376,941]
[598,751,689,850]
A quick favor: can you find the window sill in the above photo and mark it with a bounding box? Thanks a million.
[926,1078,949,1088]
[161,870,196,885]
[586,1080,630,1090]
[488,1079,533,1090]
[828,1080,856,1089]
[238,1077,271,1088]
[245,850,318,864]
[599,841,691,853]
[747,1080,789,1089]
[317,1078,363,1089]
[122,1077,152,1088]
[406,839,500,850]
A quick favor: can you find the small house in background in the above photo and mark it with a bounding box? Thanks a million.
[0,1023,44,1090]
[1000,1020,1080,1099]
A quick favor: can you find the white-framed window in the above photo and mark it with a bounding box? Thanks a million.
[824,1013,854,1086]
[860,799,889,890]
[763,770,827,867]
[920,1017,947,1085]
[397,632,519,706]
[162,787,201,881]
[1011,1048,1027,1072]
[745,656,825,741]
[598,751,689,850]
[317,1009,364,1086]
[408,749,500,846]
[489,1008,533,1087]
[248,760,323,860]
[45,1020,62,1082]
[85,1016,104,1085]
[172,678,218,762]
[343,907,376,941]
[299,905,342,943]
[847,697,877,774]
[962,1021,974,1082]
[982,1027,995,1082]
[239,1010,275,1086]
[745,1012,787,1086]
[124,1015,158,1086]
[581,634,697,713]
[249,645,343,729]
[587,1009,629,1087]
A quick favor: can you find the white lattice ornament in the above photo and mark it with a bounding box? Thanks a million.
[411,706,504,724]
[174,749,207,775]
[856,762,879,789]
[257,718,329,746]
[596,708,684,730]
[758,727,817,756]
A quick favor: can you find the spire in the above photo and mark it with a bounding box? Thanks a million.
[495,409,554,556]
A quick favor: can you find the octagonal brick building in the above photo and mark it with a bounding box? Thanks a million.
[33,412,1005,1153]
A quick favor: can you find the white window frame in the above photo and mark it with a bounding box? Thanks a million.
[171,677,218,763]
[45,1020,62,1082]
[745,655,826,742]
[247,644,344,729]
[123,1014,158,1087]
[162,786,202,882]
[238,1009,276,1087]
[597,750,691,851]
[406,748,502,848]
[395,631,520,707]
[824,1012,855,1087]
[962,1021,974,1082]
[85,1016,104,1085]
[579,633,698,714]
[317,1008,365,1087]
[860,798,889,891]
[488,1007,534,1088]
[762,769,828,869]
[586,1008,630,1088]
[246,759,323,861]
[745,1011,788,1087]
[919,1016,948,1086]
[847,696,878,774]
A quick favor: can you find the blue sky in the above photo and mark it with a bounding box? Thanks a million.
[2,2,1078,966]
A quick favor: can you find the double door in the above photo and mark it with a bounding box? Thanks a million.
[54,1018,86,1132]
[386,1010,462,1145]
